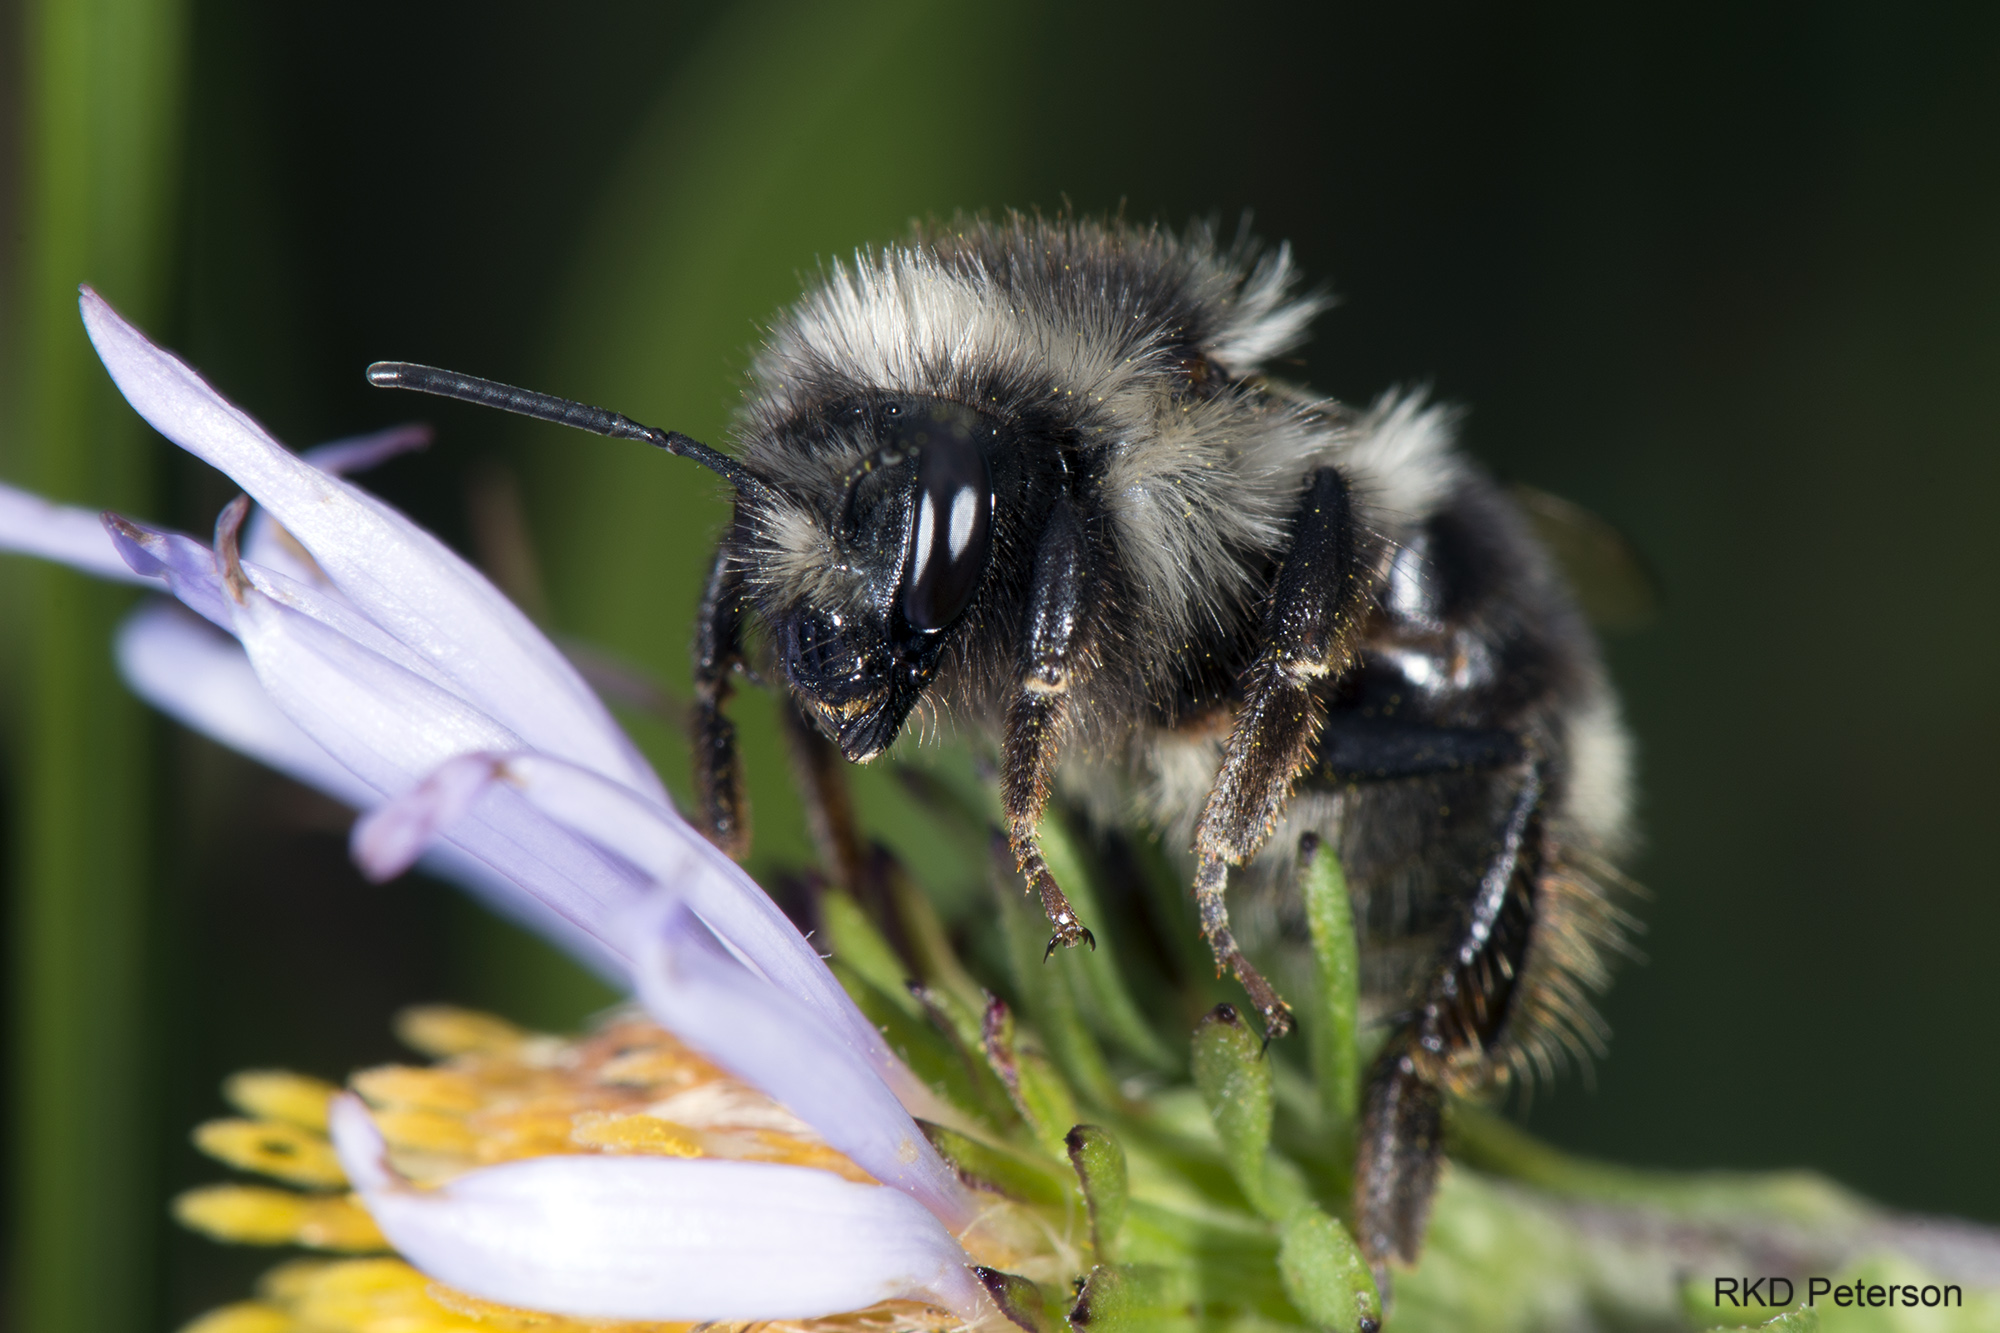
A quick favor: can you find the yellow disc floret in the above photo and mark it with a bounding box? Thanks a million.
[175,1006,987,1333]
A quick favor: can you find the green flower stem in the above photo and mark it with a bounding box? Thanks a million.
[1192,1004,1278,1217]
[826,853,2000,1331]
[881,851,989,1018]
[995,844,1121,1111]
[1448,1102,1872,1226]
[1300,835,1361,1143]
[7,1,185,1331]
[1066,1124,1131,1262]
[1278,1206,1381,1332]
[819,889,924,1020]
[1036,811,1183,1074]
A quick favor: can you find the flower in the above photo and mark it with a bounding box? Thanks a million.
[0,290,985,1325]
[5,290,1412,1333]
[177,1005,1000,1332]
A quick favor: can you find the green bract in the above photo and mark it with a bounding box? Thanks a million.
[807,772,1999,1332]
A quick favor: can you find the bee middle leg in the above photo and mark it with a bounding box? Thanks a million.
[1193,467,1376,1036]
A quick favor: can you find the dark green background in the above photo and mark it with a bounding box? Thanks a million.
[3,1,1996,1327]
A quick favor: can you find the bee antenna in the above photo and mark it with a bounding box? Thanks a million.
[365,361,778,505]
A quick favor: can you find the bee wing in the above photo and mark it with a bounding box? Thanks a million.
[1509,483,1664,631]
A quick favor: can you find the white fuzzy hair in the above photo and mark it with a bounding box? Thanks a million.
[1337,391,1468,525]
[1559,677,1637,856]
[739,220,1353,673]
[748,224,1324,421]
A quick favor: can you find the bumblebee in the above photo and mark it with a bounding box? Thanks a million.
[371,215,1635,1283]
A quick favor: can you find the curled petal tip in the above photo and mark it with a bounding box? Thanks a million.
[102,511,147,542]
[301,422,434,476]
[349,813,425,883]
[101,512,171,579]
[350,753,508,882]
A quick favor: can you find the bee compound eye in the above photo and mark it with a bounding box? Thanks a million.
[901,424,993,632]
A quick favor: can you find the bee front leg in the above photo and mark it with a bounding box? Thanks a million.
[1001,497,1095,954]
[1355,760,1544,1291]
[1194,467,1375,1037]
[692,534,751,859]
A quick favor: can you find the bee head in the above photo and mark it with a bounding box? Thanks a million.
[763,396,998,762]
[357,360,1002,764]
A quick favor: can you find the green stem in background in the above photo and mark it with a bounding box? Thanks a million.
[7,1,185,1331]
[1448,1102,1873,1227]
[531,0,1038,883]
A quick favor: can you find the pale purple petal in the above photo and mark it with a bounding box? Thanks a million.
[0,481,159,585]
[227,582,529,789]
[243,424,434,587]
[20,300,731,990]
[80,288,662,803]
[106,519,528,806]
[226,588,654,950]
[113,602,632,981]
[103,515,238,629]
[107,531,645,941]
[106,512,442,686]
[631,895,972,1228]
[358,749,933,1114]
[417,842,631,984]
[329,1096,984,1323]
[299,422,433,475]
[240,512,332,591]
[113,525,651,955]
[116,601,377,807]
[487,755,876,1039]
[341,755,636,977]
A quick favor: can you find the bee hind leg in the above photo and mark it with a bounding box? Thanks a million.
[1354,760,1545,1293]
[1193,467,1376,1038]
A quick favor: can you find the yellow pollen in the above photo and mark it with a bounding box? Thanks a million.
[176,1007,992,1332]
[568,1111,705,1157]
[178,1302,291,1333]
[352,1065,489,1114]
[371,1106,484,1157]
[222,1070,338,1131]
[393,1004,538,1059]
[173,1184,385,1251]
[192,1118,347,1188]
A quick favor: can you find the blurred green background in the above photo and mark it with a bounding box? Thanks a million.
[1,0,1996,1328]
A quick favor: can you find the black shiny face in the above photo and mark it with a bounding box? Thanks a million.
[776,397,999,761]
